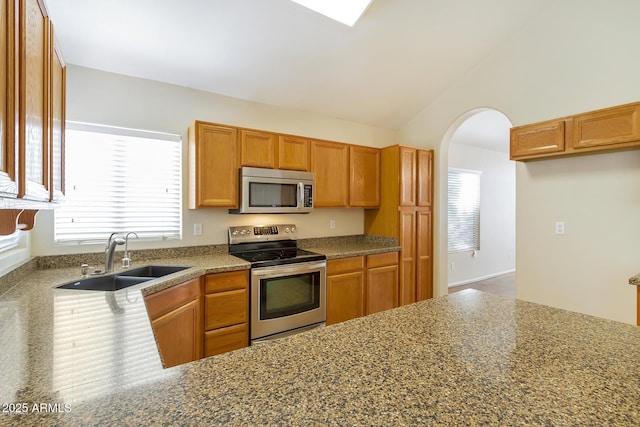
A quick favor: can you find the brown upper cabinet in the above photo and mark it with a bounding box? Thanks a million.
[311,140,349,207]
[349,145,380,208]
[1,0,19,199]
[188,122,238,209]
[240,130,276,169]
[277,135,310,171]
[511,101,640,161]
[0,0,66,210]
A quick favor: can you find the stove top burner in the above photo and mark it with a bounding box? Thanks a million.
[228,224,326,268]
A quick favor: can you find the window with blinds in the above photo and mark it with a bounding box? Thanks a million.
[448,168,481,253]
[54,123,182,244]
[0,230,21,254]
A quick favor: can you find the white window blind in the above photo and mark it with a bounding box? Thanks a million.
[448,168,481,253]
[0,230,21,254]
[55,122,182,244]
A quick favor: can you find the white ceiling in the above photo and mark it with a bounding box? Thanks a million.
[46,0,554,130]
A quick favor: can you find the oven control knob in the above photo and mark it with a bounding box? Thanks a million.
[232,230,239,236]
[291,227,296,233]
[284,227,290,233]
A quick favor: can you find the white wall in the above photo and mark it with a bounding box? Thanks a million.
[447,143,515,286]
[29,65,398,257]
[399,0,640,323]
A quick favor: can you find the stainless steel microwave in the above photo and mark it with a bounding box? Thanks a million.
[229,167,314,214]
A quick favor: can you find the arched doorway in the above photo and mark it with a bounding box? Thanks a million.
[437,108,515,297]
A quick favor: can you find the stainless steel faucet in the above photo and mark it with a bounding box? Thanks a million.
[122,232,139,268]
[105,232,125,273]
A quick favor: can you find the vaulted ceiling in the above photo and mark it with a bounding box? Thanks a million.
[46,0,554,130]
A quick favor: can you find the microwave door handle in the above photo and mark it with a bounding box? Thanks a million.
[298,182,304,209]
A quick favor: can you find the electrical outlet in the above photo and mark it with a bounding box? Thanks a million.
[555,221,565,235]
[329,220,336,230]
[450,261,455,271]
[193,223,203,236]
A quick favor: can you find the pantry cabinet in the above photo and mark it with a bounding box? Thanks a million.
[365,145,434,305]
[510,101,640,161]
[188,122,238,208]
[144,278,203,369]
[311,140,349,207]
[349,145,380,208]
[203,270,249,357]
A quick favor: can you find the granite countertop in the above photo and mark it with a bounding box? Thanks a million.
[2,289,640,426]
[300,235,401,259]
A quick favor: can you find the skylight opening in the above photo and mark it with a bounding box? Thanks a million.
[290,0,373,27]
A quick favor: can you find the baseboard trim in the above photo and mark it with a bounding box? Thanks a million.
[448,269,515,288]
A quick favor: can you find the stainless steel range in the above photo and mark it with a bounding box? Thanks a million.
[229,224,326,343]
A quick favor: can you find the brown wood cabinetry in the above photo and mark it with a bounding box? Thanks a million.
[144,278,203,368]
[326,256,365,325]
[277,135,310,171]
[326,252,399,325]
[365,252,398,315]
[204,270,249,357]
[349,145,380,207]
[510,101,640,161]
[49,30,64,202]
[311,140,349,207]
[1,0,18,199]
[188,122,238,208]
[240,130,276,169]
[365,145,434,305]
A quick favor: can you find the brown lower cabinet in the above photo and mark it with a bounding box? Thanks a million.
[144,269,249,367]
[326,251,399,326]
[203,270,249,357]
[144,277,203,368]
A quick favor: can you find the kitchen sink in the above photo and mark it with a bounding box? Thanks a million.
[120,265,190,278]
[56,265,191,291]
[57,275,153,291]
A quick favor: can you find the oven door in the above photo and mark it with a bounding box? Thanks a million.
[250,260,326,341]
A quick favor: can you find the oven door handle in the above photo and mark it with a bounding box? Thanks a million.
[298,182,304,210]
[252,262,326,277]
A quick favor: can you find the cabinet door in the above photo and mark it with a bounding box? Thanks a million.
[0,0,18,198]
[349,145,380,207]
[151,299,201,368]
[366,264,398,315]
[571,103,640,150]
[145,278,203,368]
[19,0,49,201]
[204,288,247,330]
[510,120,565,160]
[399,146,416,206]
[204,323,248,357]
[240,130,276,168]
[188,122,238,208]
[49,31,65,202]
[277,135,309,171]
[416,149,432,207]
[416,209,433,301]
[311,140,349,207]
[326,271,364,325]
[398,209,416,306]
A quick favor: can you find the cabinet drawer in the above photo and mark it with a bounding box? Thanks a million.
[205,270,248,293]
[145,278,201,320]
[205,289,248,330]
[327,256,364,275]
[204,323,248,357]
[366,251,398,269]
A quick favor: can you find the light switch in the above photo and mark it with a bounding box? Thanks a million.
[193,224,203,236]
[555,221,565,235]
